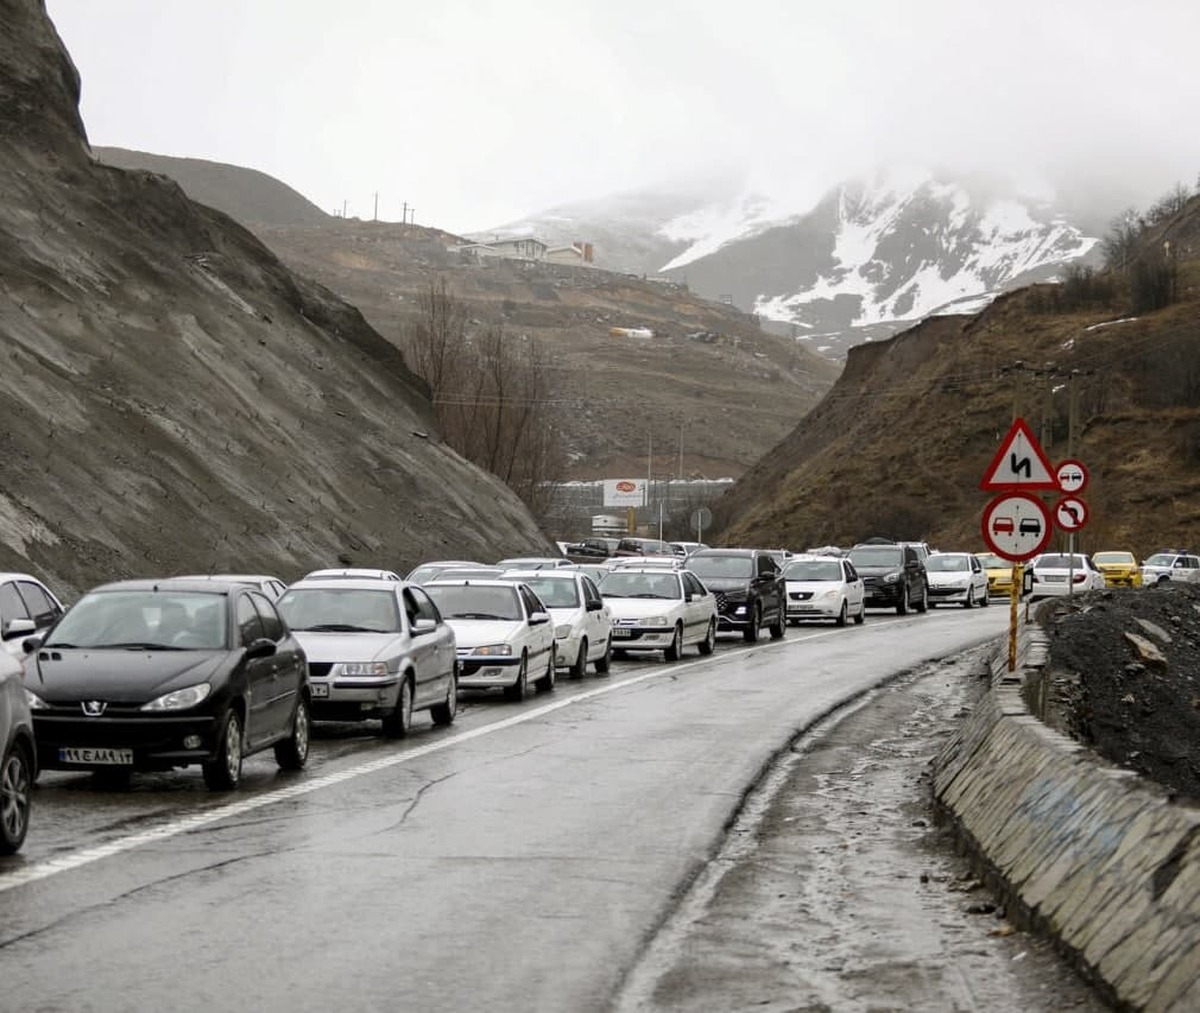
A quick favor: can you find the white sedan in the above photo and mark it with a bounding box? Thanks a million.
[1028,553,1107,599]
[502,571,613,678]
[924,552,990,609]
[423,579,556,701]
[781,555,865,625]
[596,567,717,661]
[276,578,458,737]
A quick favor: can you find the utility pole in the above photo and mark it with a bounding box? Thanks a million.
[402,201,408,225]
[342,199,348,219]
[373,192,378,221]
[678,421,684,481]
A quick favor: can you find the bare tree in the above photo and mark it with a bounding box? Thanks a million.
[403,282,567,520]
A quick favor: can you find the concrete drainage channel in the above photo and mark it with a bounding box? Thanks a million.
[933,620,1200,1011]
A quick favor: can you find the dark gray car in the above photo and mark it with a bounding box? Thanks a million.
[0,649,34,853]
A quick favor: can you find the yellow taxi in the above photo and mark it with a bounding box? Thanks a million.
[975,552,1015,598]
[1092,550,1142,588]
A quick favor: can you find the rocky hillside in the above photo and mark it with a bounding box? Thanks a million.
[0,0,551,596]
[82,149,840,481]
[712,197,1200,557]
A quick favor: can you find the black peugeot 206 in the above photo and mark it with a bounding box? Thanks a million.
[22,578,311,790]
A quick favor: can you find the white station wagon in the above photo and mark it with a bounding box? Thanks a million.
[597,567,717,661]
[424,579,556,702]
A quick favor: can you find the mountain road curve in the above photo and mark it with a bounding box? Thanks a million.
[0,609,1024,1011]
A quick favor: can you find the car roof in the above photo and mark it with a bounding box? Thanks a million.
[689,548,755,555]
[426,578,522,588]
[304,568,400,579]
[174,573,282,584]
[0,572,51,583]
[87,578,243,595]
[286,578,408,592]
[502,570,578,579]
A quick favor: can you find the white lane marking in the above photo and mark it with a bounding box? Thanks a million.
[0,617,953,894]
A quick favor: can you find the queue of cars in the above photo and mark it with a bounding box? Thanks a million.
[3,536,1194,853]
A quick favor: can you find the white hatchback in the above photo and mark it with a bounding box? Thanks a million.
[424,579,556,702]
[781,555,865,626]
[502,571,613,678]
[924,552,990,609]
[597,567,717,661]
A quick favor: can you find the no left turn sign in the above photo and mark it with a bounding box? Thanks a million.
[1054,496,1089,532]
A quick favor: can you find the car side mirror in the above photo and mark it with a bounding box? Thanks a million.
[2,617,36,641]
[245,637,277,659]
[529,611,550,625]
[586,600,602,612]
[22,635,44,655]
[411,617,437,635]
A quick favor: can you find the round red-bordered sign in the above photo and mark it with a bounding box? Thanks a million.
[981,492,1053,562]
[1055,459,1089,494]
[1053,496,1089,532]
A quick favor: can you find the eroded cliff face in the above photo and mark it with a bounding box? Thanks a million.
[0,0,550,593]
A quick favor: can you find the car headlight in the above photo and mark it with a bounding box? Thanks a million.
[338,661,391,676]
[637,616,667,627]
[141,683,211,712]
[884,572,900,583]
[472,644,512,656]
[554,623,573,640]
[25,688,48,710]
[817,589,840,600]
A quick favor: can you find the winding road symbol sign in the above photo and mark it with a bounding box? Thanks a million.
[1054,496,1089,533]
[980,418,1058,491]
[981,492,1053,562]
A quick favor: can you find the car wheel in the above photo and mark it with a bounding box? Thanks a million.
[203,708,244,791]
[0,741,33,854]
[381,677,414,738]
[534,653,556,692]
[698,618,716,656]
[963,587,975,609]
[743,605,761,643]
[431,666,458,727]
[503,655,529,702]
[853,602,865,625]
[768,604,785,639]
[664,623,684,662]
[594,638,612,675]
[274,696,310,770]
[569,639,588,680]
[981,590,991,607]
[896,586,909,616]
[835,600,848,627]
[915,583,929,613]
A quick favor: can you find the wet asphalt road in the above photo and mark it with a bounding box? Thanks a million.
[0,607,1006,1011]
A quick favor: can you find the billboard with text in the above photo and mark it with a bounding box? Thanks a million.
[602,479,647,507]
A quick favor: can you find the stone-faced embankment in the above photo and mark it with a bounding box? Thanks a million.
[933,624,1200,1012]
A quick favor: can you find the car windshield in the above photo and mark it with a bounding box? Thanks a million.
[848,546,902,567]
[976,554,1006,568]
[425,584,523,621]
[1093,552,1134,565]
[521,578,580,608]
[783,560,843,581]
[686,554,754,579]
[43,590,226,650]
[406,565,447,585]
[1035,554,1087,569]
[1144,554,1175,567]
[497,558,558,570]
[925,555,969,572]
[598,572,682,600]
[277,588,401,633]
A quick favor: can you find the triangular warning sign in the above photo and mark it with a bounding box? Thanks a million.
[980,418,1059,491]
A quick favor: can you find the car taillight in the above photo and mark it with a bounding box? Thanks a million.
[1073,573,1087,583]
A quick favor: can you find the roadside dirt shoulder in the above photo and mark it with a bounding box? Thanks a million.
[615,650,1108,1012]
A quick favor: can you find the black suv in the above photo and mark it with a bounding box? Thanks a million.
[847,542,928,615]
[685,549,786,641]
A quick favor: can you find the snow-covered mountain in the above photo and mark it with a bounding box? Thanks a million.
[478,169,1100,358]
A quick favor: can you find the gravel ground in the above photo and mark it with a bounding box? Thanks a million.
[615,649,1108,1012]
[1036,582,1200,800]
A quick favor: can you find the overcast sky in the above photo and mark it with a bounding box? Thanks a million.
[45,0,1200,233]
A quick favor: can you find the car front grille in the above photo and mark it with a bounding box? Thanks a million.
[308,662,334,678]
[789,591,813,601]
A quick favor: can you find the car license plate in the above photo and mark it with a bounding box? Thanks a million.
[59,747,133,765]
[612,627,633,638]
[1044,575,1065,582]
[310,683,330,698]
